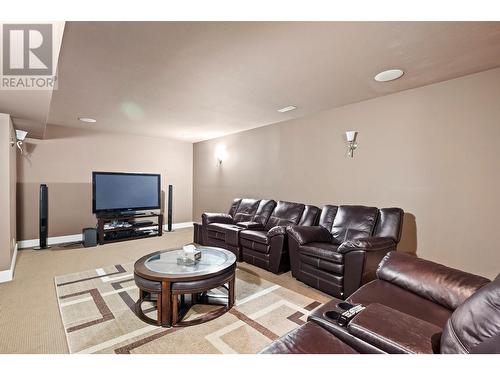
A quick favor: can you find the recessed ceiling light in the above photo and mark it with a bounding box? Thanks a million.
[78,117,97,123]
[374,69,404,82]
[277,105,297,113]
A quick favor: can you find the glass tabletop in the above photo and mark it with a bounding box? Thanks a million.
[144,247,236,276]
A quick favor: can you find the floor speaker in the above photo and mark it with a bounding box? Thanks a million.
[35,184,50,249]
[167,184,173,232]
[82,228,98,247]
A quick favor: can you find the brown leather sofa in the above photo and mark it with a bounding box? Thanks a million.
[287,205,404,298]
[261,252,499,354]
[201,198,320,273]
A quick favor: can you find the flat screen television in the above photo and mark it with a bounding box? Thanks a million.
[92,172,161,215]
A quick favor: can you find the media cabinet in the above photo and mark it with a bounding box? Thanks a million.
[97,213,163,245]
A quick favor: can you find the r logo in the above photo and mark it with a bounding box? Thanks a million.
[2,24,53,76]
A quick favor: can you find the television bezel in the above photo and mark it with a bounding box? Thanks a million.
[92,171,161,214]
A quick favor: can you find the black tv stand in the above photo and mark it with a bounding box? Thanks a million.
[97,212,163,245]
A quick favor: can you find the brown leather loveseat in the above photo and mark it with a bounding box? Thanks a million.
[288,205,404,298]
[261,252,500,354]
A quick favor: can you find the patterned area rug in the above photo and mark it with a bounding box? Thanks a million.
[55,262,322,354]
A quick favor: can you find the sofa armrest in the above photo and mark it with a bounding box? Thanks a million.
[287,226,332,245]
[237,221,264,230]
[267,225,287,238]
[347,303,442,354]
[337,237,396,254]
[202,212,234,226]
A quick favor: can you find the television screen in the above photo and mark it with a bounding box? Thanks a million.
[92,172,161,213]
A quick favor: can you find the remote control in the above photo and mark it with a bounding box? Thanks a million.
[337,304,365,326]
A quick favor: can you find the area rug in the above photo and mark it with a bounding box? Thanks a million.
[55,262,322,354]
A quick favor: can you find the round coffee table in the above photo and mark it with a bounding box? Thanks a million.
[134,246,236,327]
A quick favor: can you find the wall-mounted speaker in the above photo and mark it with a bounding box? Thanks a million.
[35,184,50,250]
[167,184,173,232]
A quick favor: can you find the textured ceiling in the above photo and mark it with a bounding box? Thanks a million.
[34,22,500,141]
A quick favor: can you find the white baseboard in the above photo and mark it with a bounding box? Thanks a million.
[17,234,83,249]
[0,243,18,283]
[166,221,194,230]
[17,222,194,250]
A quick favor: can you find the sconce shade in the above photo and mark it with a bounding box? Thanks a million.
[346,131,357,142]
[214,144,228,165]
[15,129,28,141]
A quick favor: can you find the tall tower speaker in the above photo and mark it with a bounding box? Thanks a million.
[35,184,50,249]
[167,184,173,232]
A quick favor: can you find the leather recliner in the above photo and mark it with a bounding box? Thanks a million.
[201,198,275,259]
[239,201,320,273]
[287,205,404,298]
[261,252,499,354]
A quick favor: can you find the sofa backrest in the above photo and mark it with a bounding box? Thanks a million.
[373,208,404,243]
[440,275,500,354]
[265,201,305,230]
[252,199,277,226]
[228,198,242,217]
[232,198,261,223]
[318,205,338,231]
[330,205,379,244]
[377,252,491,311]
[298,205,320,226]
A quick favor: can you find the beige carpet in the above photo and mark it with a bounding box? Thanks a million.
[0,228,330,353]
[55,262,323,354]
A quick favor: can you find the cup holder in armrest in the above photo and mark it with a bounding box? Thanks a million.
[323,302,361,326]
[324,310,340,320]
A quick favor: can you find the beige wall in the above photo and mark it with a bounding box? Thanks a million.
[194,68,500,279]
[17,124,193,240]
[0,114,17,271]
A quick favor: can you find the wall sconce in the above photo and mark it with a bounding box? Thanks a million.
[345,131,358,158]
[10,129,28,154]
[215,144,228,166]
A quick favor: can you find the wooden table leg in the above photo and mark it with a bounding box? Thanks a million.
[228,274,235,308]
[161,281,171,327]
[171,293,178,326]
[157,291,162,325]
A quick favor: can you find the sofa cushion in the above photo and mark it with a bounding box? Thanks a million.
[265,201,305,230]
[207,223,239,233]
[377,252,491,311]
[236,221,264,230]
[260,321,358,354]
[298,205,320,226]
[372,208,404,243]
[440,275,500,354]
[233,198,261,223]
[318,205,339,231]
[348,279,453,328]
[299,242,343,264]
[252,200,277,226]
[228,198,243,217]
[299,253,344,274]
[240,230,268,244]
[330,205,378,244]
